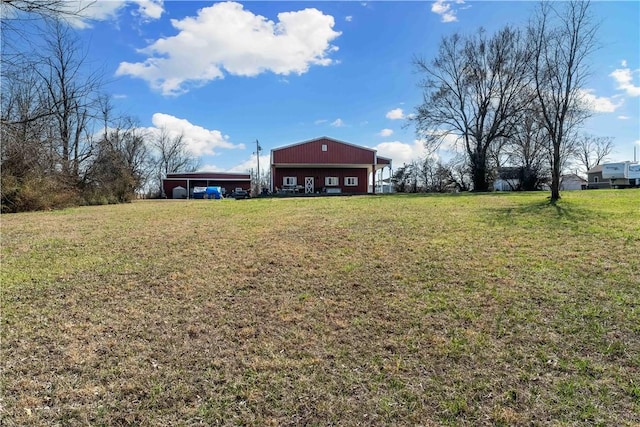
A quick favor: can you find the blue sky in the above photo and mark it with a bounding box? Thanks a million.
[53,1,640,172]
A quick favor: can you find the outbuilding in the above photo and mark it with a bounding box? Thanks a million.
[270,136,392,195]
[587,161,640,189]
[162,172,251,198]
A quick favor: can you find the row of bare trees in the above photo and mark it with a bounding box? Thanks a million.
[393,131,613,194]
[412,1,610,201]
[391,156,471,193]
[1,6,198,212]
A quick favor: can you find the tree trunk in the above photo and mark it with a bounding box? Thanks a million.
[470,151,489,192]
[550,142,561,202]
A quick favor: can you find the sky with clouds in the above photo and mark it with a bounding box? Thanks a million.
[22,1,640,173]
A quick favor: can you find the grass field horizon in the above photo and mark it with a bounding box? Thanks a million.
[2,190,639,425]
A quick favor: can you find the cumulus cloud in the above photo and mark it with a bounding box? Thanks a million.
[331,118,345,127]
[345,15,353,22]
[579,89,623,113]
[610,62,640,97]
[378,128,393,137]
[146,113,245,156]
[385,108,405,120]
[431,0,465,23]
[373,140,429,166]
[116,2,341,95]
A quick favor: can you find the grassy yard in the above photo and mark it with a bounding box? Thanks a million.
[1,190,639,426]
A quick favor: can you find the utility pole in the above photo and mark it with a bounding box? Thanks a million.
[254,139,262,195]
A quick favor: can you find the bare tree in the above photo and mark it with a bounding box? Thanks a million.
[33,19,102,182]
[444,155,473,192]
[85,101,152,203]
[574,134,614,173]
[1,71,51,211]
[529,1,598,202]
[391,163,415,193]
[152,128,199,196]
[1,0,89,18]
[1,1,93,69]
[501,110,551,191]
[413,26,533,191]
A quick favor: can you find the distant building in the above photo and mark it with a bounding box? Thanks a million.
[560,173,587,191]
[587,162,640,189]
[162,172,251,198]
[270,137,392,195]
[493,167,521,191]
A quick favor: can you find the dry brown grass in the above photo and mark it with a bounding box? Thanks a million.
[2,191,639,425]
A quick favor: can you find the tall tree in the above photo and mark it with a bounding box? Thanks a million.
[529,1,598,202]
[34,19,102,181]
[413,26,532,191]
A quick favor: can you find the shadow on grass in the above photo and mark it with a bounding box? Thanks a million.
[484,198,603,227]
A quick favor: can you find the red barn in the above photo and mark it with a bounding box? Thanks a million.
[162,172,251,199]
[270,137,392,194]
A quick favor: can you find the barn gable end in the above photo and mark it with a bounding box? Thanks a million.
[270,137,392,195]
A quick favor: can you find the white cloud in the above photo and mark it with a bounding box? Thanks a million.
[378,128,394,137]
[314,119,328,125]
[331,118,345,127]
[610,65,640,97]
[618,115,630,120]
[386,108,405,120]
[116,2,341,95]
[146,113,245,156]
[133,0,164,20]
[373,140,429,166]
[197,164,225,172]
[227,154,271,174]
[345,15,353,22]
[579,89,623,113]
[63,0,164,28]
[431,0,464,23]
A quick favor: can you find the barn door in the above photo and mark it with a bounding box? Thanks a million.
[305,177,314,194]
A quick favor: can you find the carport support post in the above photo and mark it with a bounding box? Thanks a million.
[372,164,376,194]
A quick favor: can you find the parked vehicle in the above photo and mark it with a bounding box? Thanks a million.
[231,190,250,199]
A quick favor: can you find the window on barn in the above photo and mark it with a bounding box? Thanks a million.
[325,177,338,186]
[345,177,358,186]
[322,144,328,152]
[283,176,297,186]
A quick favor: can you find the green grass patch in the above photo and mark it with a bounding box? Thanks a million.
[2,190,639,425]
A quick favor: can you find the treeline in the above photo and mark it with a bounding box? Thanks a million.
[393,131,613,194]
[412,1,612,200]
[392,156,471,193]
[1,7,198,213]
